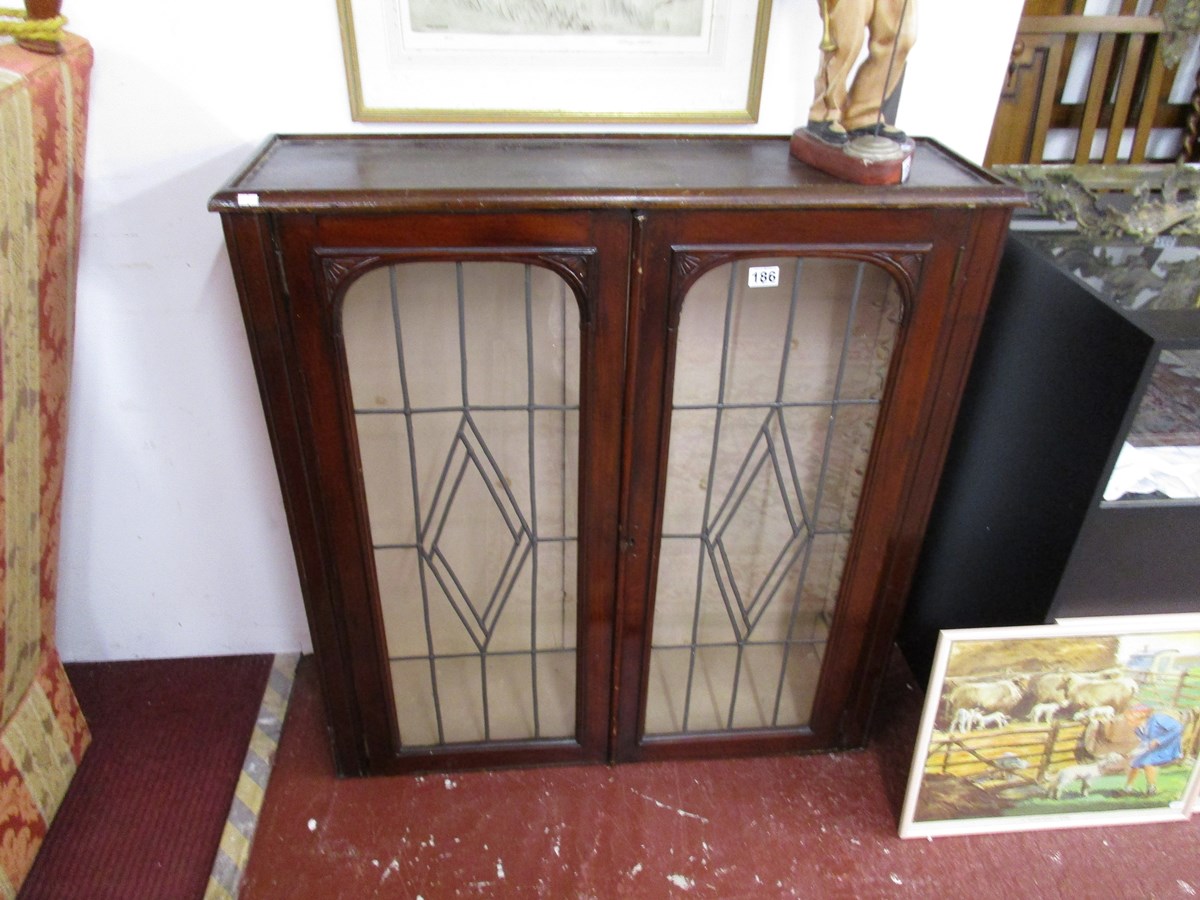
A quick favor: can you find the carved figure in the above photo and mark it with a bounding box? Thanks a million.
[790,0,916,184]
[808,0,917,145]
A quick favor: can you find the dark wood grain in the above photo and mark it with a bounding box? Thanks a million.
[210,135,1020,214]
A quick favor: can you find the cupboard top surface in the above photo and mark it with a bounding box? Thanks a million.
[209,135,1024,214]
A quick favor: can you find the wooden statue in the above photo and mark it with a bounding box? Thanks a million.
[790,0,917,184]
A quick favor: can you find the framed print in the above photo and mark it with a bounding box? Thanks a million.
[899,618,1200,839]
[336,0,773,123]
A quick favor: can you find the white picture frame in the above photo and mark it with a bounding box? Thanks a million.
[899,617,1200,839]
[336,0,773,123]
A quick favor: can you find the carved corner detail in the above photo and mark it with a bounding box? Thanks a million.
[535,252,593,299]
[674,252,706,284]
[322,255,382,295]
[877,252,923,298]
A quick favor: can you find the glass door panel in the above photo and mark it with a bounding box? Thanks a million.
[342,261,581,748]
[645,257,902,736]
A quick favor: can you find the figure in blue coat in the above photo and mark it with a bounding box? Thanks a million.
[1121,705,1184,797]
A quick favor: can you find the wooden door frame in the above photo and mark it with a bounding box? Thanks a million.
[613,205,1012,763]
[260,209,630,775]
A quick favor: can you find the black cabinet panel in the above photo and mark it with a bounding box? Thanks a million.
[901,230,1200,685]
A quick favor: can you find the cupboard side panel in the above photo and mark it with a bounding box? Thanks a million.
[219,212,368,775]
[838,206,1016,749]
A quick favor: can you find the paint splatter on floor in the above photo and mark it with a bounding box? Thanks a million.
[239,654,1200,898]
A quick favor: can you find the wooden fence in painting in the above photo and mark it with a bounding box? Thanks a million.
[926,721,1085,785]
[1135,667,1200,712]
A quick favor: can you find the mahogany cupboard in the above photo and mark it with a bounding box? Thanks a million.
[210,135,1021,776]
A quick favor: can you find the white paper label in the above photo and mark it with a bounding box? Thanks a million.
[236,192,261,208]
[747,266,780,288]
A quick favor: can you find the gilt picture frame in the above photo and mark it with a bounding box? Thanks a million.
[899,617,1200,839]
[336,0,773,123]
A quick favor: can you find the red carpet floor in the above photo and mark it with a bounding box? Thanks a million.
[242,652,1200,898]
[19,655,273,899]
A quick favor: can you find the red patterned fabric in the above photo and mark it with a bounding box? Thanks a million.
[0,748,45,891]
[0,33,92,897]
[38,649,88,765]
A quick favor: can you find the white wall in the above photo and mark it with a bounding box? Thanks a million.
[56,0,1023,661]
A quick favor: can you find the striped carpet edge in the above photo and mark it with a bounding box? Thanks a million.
[204,653,300,900]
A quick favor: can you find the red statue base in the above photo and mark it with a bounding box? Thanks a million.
[789,128,914,186]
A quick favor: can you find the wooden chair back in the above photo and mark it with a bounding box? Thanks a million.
[986,0,1197,165]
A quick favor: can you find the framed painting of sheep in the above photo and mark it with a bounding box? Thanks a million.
[899,618,1200,838]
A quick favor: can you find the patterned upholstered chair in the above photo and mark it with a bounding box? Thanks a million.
[0,31,92,896]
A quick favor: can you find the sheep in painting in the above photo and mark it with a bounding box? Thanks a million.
[948,707,983,733]
[1045,753,1127,800]
[1031,672,1071,707]
[977,711,1010,729]
[1066,675,1139,713]
[1028,702,1061,724]
[1072,705,1116,724]
[945,677,1026,721]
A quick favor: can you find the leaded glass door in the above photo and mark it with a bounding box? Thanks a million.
[343,261,583,749]
[644,256,901,737]
[275,210,628,774]
[615,210,926,763]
